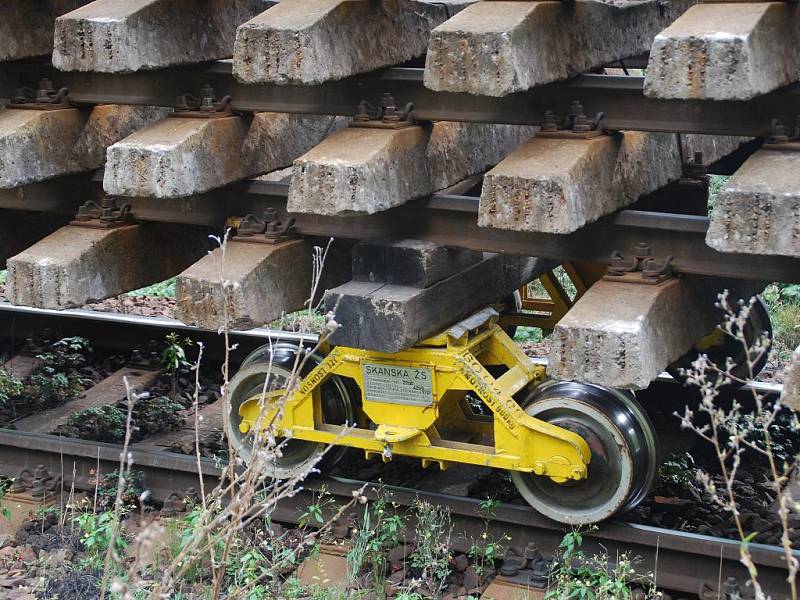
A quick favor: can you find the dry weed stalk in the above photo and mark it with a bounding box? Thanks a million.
[99,378,139,600]
[677,292,798,600]
[104,233,362,599]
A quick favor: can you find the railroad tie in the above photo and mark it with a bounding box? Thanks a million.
[233,0,469,85]
[4,223,208,310]
[423,0,691,97]
[706,148,800,259]
[104,112,346,199]
[0,212,69,270]
[12,367,161,434]
[176,238,352,331]
[0,105,168,189]
[547,277,765,390]
[783,346,800,412]
[479,132,745,234]
[288,121,535,216]
[0,1,91,62]
[52,0,275,73]
[645,3,800,101]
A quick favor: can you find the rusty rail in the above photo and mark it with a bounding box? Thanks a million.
[2,61,799,138]
[1,174,798,283]
[0,429,793,597]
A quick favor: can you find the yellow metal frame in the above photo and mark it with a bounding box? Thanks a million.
[238,315,590,483]
[501,262,603,334]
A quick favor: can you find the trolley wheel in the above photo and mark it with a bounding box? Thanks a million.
[511,380,657,525]
[667,296,772,386]
[227,342,357,479]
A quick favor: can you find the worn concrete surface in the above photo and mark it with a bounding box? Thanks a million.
[548,277,762,390]
[0,1,91,62]
[325,254,555,352]
[104,112,343,198]
[479,132,744,234]
[424,0,691,97]
[0,105,167,189]
[645,3,800,100]
[53,0,273,72]
[783,346,800,412]
[176,238,352,330]
[234,0,471,84]
[706,149,800,258]
[352,238,482,287]
[289,121,534,216]
[5,223,208,309]
[0,211,70,269]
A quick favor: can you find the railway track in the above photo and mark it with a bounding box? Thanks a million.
[0,304,794,598]
[1,2,800,597]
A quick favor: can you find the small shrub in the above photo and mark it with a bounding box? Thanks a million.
[657,452,696,488]
[348,494,405,594]
[75,511,128,570]
[762,283,800,359]
[57,405,127,443]
[546,529,659,600]
[408,500,452,597]
[95,469,146,513]
[0,369,22,408]
[134,396,184,437]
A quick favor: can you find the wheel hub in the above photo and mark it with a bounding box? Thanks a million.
[511,380,657,524]
[227,342,356,479]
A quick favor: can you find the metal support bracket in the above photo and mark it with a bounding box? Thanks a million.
[169,83,234,119]
[604,242,674,285]
[8,78,73,111]
[535,100,606,140]
[763,117,800,151]
[70,196,136,229]
[233,207,298,245]
[350,93,416,130]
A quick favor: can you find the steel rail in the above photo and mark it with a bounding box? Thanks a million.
[1,60,797,137]
[2,171,798,282]
[0,428,794,596]
[0,302,784,399]
[0,301,316,363]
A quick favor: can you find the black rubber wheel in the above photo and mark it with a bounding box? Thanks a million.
[667,296,772,386]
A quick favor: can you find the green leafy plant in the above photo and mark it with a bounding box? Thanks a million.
[347,493,405,595]
[0,369,22,408]
[58,405,127,443]
[468,498,507,580]
[407,499,452,597]
[546,529,658,600]
[25,336,93,410]
[126,277,177,298]
[762,283,800,360]
[75,511,128,570]
[134,396,184,437]
[161,333,193,396]
[657,452,696,487]
[0,479,11,520]
[95,469,146,513]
